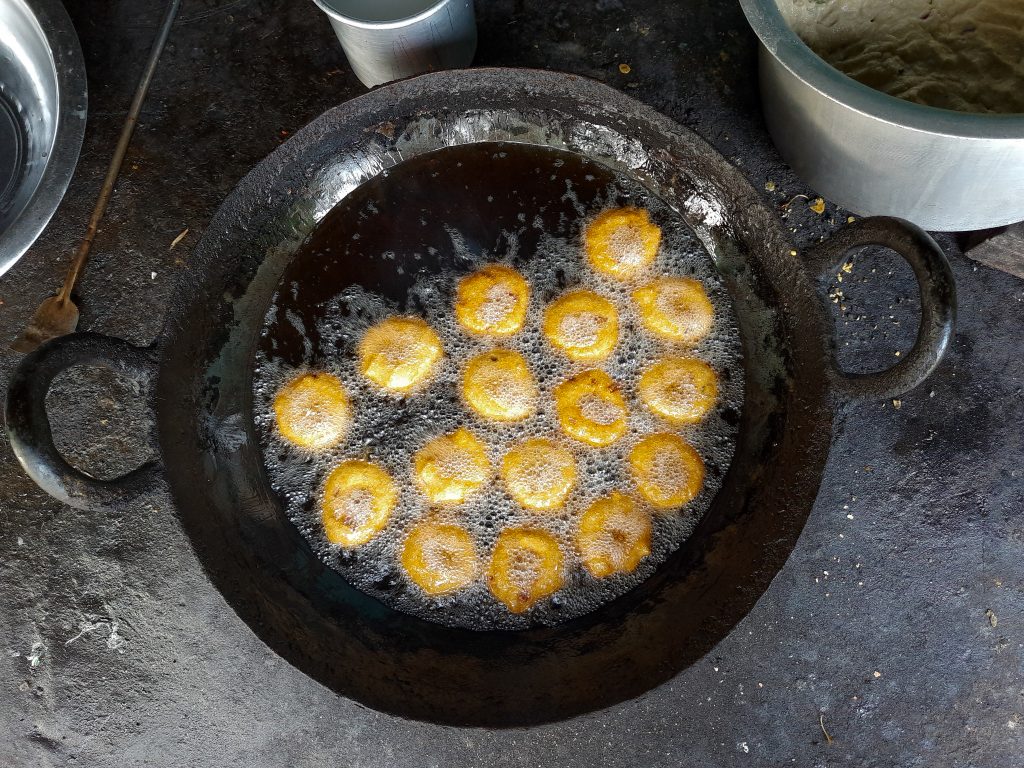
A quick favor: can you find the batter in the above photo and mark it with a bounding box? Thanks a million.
[778,0,1024,113]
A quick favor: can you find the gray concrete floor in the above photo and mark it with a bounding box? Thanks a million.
[1,1,1022,766]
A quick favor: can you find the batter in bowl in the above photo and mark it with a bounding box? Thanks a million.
[777,0,1024,113]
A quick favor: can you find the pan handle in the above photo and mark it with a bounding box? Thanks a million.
[806,216,956,402]
[4,332,163,511]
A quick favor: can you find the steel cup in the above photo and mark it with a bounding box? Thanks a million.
[312,0,477,89]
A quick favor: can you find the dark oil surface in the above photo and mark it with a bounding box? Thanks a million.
[263,142,628,365]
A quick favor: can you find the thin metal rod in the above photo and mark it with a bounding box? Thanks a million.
[58,0,182,302]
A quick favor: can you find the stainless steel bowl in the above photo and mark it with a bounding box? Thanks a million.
[740,0,1024,232]
[0,0,87,274]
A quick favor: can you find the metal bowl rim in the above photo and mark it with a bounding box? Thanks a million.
[310,0,457,30]
[0,0,88,276]
[739,0,1024,140]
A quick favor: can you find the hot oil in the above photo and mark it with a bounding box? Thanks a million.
[252,142,744,630]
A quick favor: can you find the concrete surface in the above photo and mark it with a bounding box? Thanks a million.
[1,1,1022,766]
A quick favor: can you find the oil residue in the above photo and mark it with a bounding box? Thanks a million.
[252,141,744,630]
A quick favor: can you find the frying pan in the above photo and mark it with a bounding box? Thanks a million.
[4,69,955,727]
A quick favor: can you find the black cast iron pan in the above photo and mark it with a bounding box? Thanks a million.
[4,69,955,727]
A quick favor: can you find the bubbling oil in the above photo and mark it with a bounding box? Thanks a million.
[252,142,743,630]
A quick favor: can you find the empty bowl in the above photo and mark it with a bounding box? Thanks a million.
[0,0,87,274]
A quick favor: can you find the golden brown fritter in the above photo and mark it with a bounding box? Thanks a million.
[401,519,479,595]
[632,276,714,345]
[577,491,652,577]
[584,207,661,279]
[321,460,398,546]
[273,371,351,450]
[542,290,619,362]
[462,348,538,421]
[628,433,705,510]
[413,427,490,505]
[638,356,718,425]
[553,369,629,447]
[358,316,443,393]
[487,527,564,613]
[500,437,578,511]
[454,264,530,337]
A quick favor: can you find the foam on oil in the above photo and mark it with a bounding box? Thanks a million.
[252,142,743,630]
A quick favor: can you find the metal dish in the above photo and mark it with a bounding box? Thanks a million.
[739,0,1024,232]
[0,0,87,274]
[4,69,955,726]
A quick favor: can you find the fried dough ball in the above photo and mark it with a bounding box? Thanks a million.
[628,433,705,510]
[542,290,619,362]
[358,316,443,394]
[632,276,714,344]
[487,527,564,613]
[501,437,577,511]
[273,371,351,450]
[638,356,718,424]
[577,491,653,578]
[454,264,530,337]
[584,207,661,279]
[462,348,538,421]
[321,460,397,547]
[413,427,490,505]
[553,369,628,447]
[400,519,479,596]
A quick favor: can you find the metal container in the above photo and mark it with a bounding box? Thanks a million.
[739,0,1024,232]
[0,0,88,274]
[311,0,476,89]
